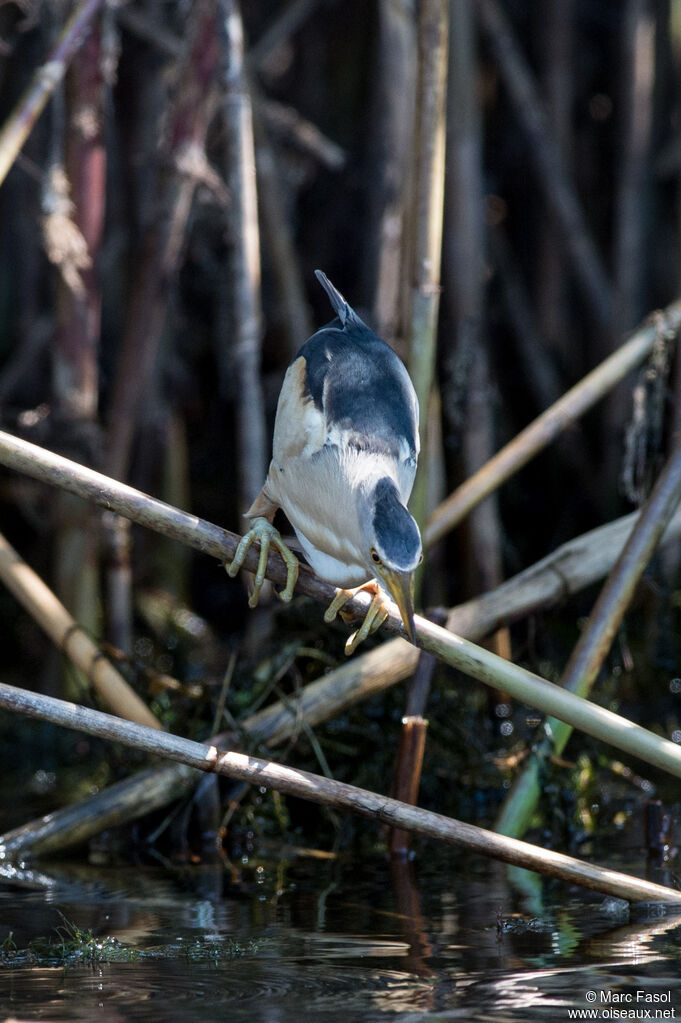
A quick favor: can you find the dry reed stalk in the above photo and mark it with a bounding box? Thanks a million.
[2,429,681,783]
[497,429,681,837]
[425,300,681,546]
[445,504,681,639]
[387,715,429,856]
[0,636,419,858]
[364,0,417,343]
[1,681,680,905]
[52,14,108,421]
[407,0,448,534]
[0,0,105,188]
[50,11,109,648]
[0,532,161,730]
[101,1,219,653]
[220,0,267,512]
[4,493,681,859]
[605,0,657,483]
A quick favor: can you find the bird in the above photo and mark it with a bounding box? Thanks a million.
[227,269,422,655]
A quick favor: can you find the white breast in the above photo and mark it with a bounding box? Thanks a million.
[294,530,370,588]
[265,444,375,588]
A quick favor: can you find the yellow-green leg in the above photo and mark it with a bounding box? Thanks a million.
[226,516,299,607]
[324,581,389,655]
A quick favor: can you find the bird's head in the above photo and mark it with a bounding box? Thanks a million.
[363,476,422,644]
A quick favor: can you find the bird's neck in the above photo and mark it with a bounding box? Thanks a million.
[352,457,401,499]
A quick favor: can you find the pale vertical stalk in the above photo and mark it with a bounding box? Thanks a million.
[364,0,418,344]
[220,0,267,514]
[53,14,107,422]
[407,0,448,537]
[51,9,108,647]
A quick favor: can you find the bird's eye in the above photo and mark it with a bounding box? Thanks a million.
[418,553,424,565]
[370,549,382,565]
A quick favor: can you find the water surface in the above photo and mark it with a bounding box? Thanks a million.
[1,845,680,1021]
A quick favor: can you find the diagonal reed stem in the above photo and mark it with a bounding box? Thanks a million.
[0,532,161,730]
[0,0,105,188]
[425,302,681,546]
[0,680,680,904]
[496,428,681,837]
[2,430,681,786]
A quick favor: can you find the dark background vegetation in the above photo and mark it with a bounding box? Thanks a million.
[0,0,680,856]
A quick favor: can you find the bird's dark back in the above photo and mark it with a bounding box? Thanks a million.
[299,319,418,461]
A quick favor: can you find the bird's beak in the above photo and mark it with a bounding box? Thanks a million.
[380,567,416,644]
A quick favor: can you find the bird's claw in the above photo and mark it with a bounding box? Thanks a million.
[324,583,389,655]
[226,516,299,607]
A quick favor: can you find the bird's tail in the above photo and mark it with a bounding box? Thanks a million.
[315,269,359,328]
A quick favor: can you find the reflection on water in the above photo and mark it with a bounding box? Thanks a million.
[0,848,680,1022]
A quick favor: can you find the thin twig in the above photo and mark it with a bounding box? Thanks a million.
[425,300,681,546]
[258,97,347,170]
[0,0,105,188]
[248,0,323,69]
[0,681,679,904]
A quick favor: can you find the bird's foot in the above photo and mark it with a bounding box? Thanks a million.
[324,580,389,656]
[226,516,299,607]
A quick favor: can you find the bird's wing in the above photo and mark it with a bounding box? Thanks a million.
[272,353,328,463]
[301,325,419,468]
